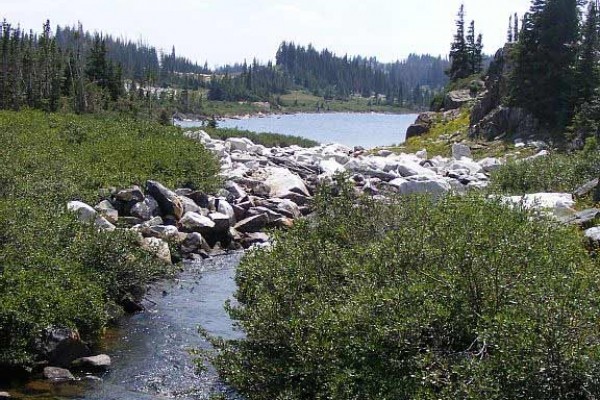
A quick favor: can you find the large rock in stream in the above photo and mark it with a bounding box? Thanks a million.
[146,180,184,220]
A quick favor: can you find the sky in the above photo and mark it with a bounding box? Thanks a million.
[2,0,532,67]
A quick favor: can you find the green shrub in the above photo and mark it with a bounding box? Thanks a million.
[205,127,319,148]
[215,185,600,399]
[489,150,600,194]
[0,110,220,368]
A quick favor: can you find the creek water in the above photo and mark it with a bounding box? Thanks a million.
[179,112,418,148]
[8,253,243,400]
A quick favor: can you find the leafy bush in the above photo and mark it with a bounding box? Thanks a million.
[0,110,220,368]
[490,150,600,194]
[215,185,600,399]
[205,127,319,148]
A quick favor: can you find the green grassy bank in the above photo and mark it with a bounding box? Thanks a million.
[0,110,220,370]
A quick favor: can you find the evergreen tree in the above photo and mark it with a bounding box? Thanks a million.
[448,4,471,81]
[508,15,514,42]
[510,0,580,129]
[513,13,520,42]
[575,1,599,106]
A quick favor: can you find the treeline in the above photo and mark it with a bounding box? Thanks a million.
[0,20,124,113]
[0,16,450,116]
[206,60,290,102]
[207,42,450,109]
[510,0,597,135]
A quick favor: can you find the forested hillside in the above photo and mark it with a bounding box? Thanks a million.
[0,17,449,116]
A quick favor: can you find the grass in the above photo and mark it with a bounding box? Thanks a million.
[0,110,220,370]
[204,127,319,148]
[378,109,537,160]
[489,148,600,195]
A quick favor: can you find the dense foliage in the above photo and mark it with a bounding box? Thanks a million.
[215,184,600,399]
[205,127,319,148]
[490,147,600,194]
[0,110,220,368]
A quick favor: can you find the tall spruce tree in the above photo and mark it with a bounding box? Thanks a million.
[510,0,580,129]
[575,1,599,106]
[448,4,471,81]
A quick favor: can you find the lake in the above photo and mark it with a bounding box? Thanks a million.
[179,112,418,148]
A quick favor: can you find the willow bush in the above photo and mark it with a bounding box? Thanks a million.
[0,110,220,369]
[215,184,600,399]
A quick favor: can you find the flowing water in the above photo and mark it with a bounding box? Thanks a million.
[7,253,243,400]
[179,112,418,148]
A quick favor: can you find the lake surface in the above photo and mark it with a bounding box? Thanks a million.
[179,112,418,148]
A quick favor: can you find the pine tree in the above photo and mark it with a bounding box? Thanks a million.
[575,1,599,106]
[448,4,470,81]
[508,15,514,42]
[513,13,520,42]
[510,0,580,129]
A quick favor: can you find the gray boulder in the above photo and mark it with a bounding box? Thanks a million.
[216,198,236,224]
[478,157,502,173]
[36,326,91,368]
[178,212,216,235]
[180,232,211,255]
[43,366,75,382]
[146,180,184,220]
[224,181,247,200]
[585,227,600,243]
[443,89,473,110]
[94,216,116,232]
[279,191,312,206]
[452,143,472,160]
[387,176,451,197]
[94,200,118,223]
[234,214,270,233]
[241,232,270,248]
[114,186,144,202]
[67,201,97,223]
[130,196,160,221]
[574,178,599,198]
[209,212,231,232]
[405,123,429,139]
[140,237,172,264]
[179,195,205,215]
[0,392,10,399]
[261,167,310,198]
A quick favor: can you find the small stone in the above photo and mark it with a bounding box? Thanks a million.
[43,366,75,382]
[72,354,111,371]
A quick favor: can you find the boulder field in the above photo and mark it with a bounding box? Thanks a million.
[69,130,597,265]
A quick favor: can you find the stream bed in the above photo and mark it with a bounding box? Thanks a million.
[9,253,243,400]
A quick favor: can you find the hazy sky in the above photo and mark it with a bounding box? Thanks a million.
[2,0,532,66]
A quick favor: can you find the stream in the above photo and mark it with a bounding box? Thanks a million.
[9,253,243,400]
